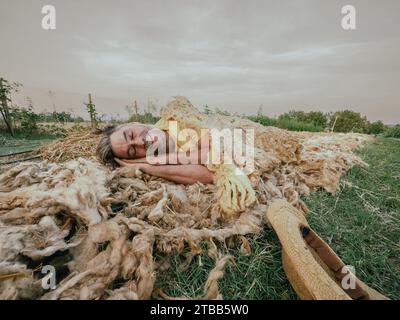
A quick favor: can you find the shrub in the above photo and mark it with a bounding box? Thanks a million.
[203,105,212,115]
[384,125,400,138]
[248,115,278,127]
[367,121,386,135]
[9,106,39,134]
[279,110,328,128]
[329,110,370,133]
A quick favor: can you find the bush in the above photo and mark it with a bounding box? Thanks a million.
[329,110,370,133]
[248,115,277,127]
[36,111,80,123]
[20,108,38,133]
[203,105,212,115]
[9,106,39,133]
[384,125,400,138]
[367,121,386,135]
[279,110,328,128]
[277,118,324,132]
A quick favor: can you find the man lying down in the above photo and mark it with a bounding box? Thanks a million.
[95,96,256,214]
[96,121,214,185]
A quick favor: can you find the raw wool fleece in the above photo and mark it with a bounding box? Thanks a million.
[156,97,298,214]
[0,97,371,300]
[156,97,371,213]
[0,158,265,300]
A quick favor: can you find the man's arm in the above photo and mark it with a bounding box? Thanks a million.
[118,148,208,165]
[121,134,210,165]
[143,164,214,184]
[115,159,214,185]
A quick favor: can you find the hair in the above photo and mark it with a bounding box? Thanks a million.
[95,125,118,167]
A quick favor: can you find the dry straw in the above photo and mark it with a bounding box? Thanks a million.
[38,130,101,162]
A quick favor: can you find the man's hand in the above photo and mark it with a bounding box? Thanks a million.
[114,155,169,165]
[114,158,151,178]
[114,158,148,168]
[114,157,213,184]
[114,157,148,164]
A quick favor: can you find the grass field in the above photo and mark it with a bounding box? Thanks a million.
[0,122,90,157]
[0,132,56,156]
[156,138,400,299]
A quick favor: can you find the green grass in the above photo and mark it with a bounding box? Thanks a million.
[306,138,400,299]
[156,138,400,299]
[0,129,58,140]
[0,132,56,156]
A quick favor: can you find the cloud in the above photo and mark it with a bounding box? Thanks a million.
[0,0,399,123]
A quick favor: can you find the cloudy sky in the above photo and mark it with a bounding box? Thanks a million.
[0,0,399,123]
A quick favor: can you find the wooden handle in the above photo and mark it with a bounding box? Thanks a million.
[266,199,389,300]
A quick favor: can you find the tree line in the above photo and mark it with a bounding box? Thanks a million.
[1,76,398,138]
[205,105,399,137]
[0,77,86,136]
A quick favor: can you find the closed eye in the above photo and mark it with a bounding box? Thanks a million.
[127,145,136,158]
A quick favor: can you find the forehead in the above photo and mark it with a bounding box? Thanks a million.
[115,123,145,133]
[112,123,137,138]
[109,125,128,155]
[110,125,126,141]
[109,123,143,147]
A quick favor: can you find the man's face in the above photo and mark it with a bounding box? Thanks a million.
[110,123,160,159]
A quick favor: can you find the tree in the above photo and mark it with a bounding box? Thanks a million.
[304,111,328,128]
[48,90,60,122]
[126,100,139,120]
[7,97,39,134]
[280,110,328,128]
[367,121,386,135]
[328,110,370,133]
[84,93,98,129]
[0,77,21,136]
[257,105,263,117]
[146,98,157,115]
[384,124,400,138]
[203,105,212,115]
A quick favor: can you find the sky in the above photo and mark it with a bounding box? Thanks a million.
[0,0,399,123]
